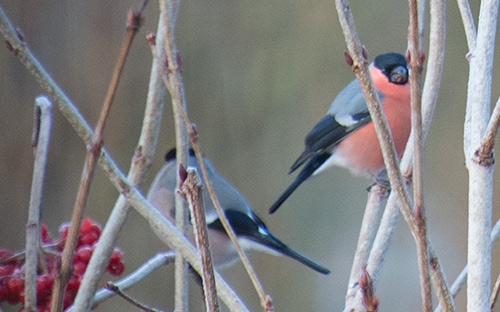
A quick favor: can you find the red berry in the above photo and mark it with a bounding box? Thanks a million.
[74,246,93,264]
[79,231,99,246]
[36,274,53,294]
[7,277,24,295]
[109,248,122,263]
[107,261,125,276]
[73,261,87,276]
[63,290,76,309]
[66,275,81,292]
[0,264,16,277]
[80,218,93,234]
[89,223,102,236]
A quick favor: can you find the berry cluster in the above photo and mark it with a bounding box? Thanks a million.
[0,218,125,311]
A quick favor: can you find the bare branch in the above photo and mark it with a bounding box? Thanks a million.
[408,0,432,308]
[456,0,477,50]
[157,0,191,308]
[490,270,500,311]
[25,95,53,311]
[475,95,500,165]
[180,168,219,312]
[105,282,167,312]
[463,0,498,310]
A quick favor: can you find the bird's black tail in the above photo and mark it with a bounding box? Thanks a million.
[269,152,331,214]
[253,229,331,275]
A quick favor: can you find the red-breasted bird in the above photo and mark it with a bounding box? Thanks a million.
[269,52,411,214]
[148,148,330,274]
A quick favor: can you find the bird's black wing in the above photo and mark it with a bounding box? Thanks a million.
[290,112,371,173]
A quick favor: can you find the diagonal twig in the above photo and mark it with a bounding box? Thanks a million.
[49,4,147,311]
[105,282,168,312]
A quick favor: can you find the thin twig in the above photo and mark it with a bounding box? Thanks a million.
[25,95,53,311]
[456,0,477,51]
[429,246,455,311]
[476,95,500,165]
[49,5,145,311]
[345,184,387,303]
[90,252,175,306]
[180,168,220,312]
[408,0,432,310]
[157,0,191,309]
[490,270,500,311]
[105,282,168,312]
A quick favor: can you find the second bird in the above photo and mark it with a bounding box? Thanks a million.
[269,52,411,214]
[148,148,330,275]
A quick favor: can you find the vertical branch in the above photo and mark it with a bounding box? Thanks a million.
[408,0,432,310]
[463,1,498,311]
[180,168,219,312]
[25,96,53,311]
[158,0,191,309]
[456,0,477,50]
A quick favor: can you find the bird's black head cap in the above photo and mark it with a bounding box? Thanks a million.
[165,147,196,162]
[374,52,408,85]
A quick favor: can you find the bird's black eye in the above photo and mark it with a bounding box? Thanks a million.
[389,65,408,85]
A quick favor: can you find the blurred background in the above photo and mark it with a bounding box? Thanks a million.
[1,0,499,311]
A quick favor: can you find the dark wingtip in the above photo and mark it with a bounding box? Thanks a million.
[270,153,331,214]
[164,147,196,162]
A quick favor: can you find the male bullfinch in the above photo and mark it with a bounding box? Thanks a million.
[269,52,411,214]
[147,148,330,275]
